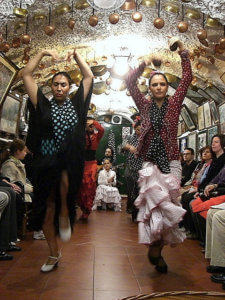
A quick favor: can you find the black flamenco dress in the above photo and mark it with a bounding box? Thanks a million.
[26,80,93,232]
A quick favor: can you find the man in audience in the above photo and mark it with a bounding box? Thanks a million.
[205,206,225,290]
[181,148,198,187]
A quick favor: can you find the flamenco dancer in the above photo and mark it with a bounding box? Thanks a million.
[77,117,104,220]
[22,48,93,272]
[125,38,192,273]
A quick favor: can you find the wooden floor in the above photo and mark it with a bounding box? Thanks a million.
[0,199,224,300]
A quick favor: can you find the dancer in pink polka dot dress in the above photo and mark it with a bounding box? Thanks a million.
[125,39,192,273]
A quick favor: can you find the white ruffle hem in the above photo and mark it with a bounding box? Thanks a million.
[135,161,186,245]
[92,185,121,211]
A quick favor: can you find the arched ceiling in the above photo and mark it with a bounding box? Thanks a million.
[0,0,225,112]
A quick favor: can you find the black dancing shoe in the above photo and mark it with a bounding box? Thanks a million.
[155,257,168,273]
[211,273,225,283]
[0,251,13,261]
[6,245,21,252]
[207,265,225,273]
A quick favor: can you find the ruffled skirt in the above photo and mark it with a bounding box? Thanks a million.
[92,185,121,211]
[135,161,186,245]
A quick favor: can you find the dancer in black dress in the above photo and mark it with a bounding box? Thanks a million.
[22,48,93,272]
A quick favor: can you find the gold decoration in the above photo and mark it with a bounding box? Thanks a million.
[55,4,71,15]
[197,29,207,40]
[141,0,156,7]
[153,18,164,29]
[93,81,107,94]
[142,67,153,78]
[69,69,83,85]
[177,21,188,33]
[164,2,179,14]
[109,13,119,24]
[138,84,148,94]
[44,25,56,36]
[89,15,98,27]
[75,0,90,10]
[121,0,136,10]
[206,17,221,28]
[14,20,26,30]
[68,18,75,29]
[21,34,31,45]
[132,11,142,23]
[33,13,46,21]
[90,65,107,76]
[13,7,28,18]
[165,73,177,83]
[185,8,200,20]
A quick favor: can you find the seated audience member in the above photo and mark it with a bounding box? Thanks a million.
[1,139,45,240]
[98,147,114,168]
[185,134,225,241]
[92,158,121,211]
[205,206,225,291]
[181,148,198,187]
[0,184,21,260]
[180,146,213,235]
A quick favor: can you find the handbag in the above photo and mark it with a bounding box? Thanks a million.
[199,187,225,201]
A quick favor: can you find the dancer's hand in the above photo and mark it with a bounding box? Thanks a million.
[42,49,60,61]
[66,49,78,62]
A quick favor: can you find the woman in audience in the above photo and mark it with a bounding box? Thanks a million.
[1,139,45,240]
[92,158,121,211]
[180,146,213,236]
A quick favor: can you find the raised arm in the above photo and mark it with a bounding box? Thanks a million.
[68,50,94,101]
[22,50,59,106]
[93,120,104,141]
[125,62,150,112]
[172,40,192,105]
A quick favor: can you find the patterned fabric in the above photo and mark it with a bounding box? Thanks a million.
[125,50,192,163]
[125,133,143,176]
[146,98,170,173]
[40,98,78,156]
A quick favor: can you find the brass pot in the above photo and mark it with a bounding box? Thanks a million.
[13,7,28,18]
[68,18,75,29]
[75,0,90,10]
[177,21,188,33]
[121,0,136,10]
[185,8,200,20]
[33,13,46,21]
[44,25,55,36]
[219,37,225,50]
[91,65,107,76]
[141,0,156,7]
[93,81,107,95]
[109,13,119,24]
[69,69,83,85]
[164,2,179,14]
[142,67,153,78]
[197,29,207,40]
[55,4,71,15]
[89,15,98,27]
[165,73,177,83]
[14,21,26,30]
[132,12,142,22]
[206,17,221,28]
[21,34,31,44]
[153,17,164,29]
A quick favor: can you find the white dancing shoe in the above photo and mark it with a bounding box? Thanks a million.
[59,216,71,242]
[41,253,61,272]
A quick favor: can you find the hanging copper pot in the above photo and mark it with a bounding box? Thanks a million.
[215,43,224,54]
[75,0,90,10]
[13,7,28,18]
[44,25,55,36]
[132,12,142,23]
[197,29,207,40]
[206,17,221,28]
[185,8,200,20]
[1,42,10,52]
[153,17,164,29]
[21,34,31,44]
[177,21,188,33]
[141,0,156,7]
[55,4,71,16]
[12,37,21,48]
[164,2,179,14]
[121,0,136,10]
[199,39,209,47]
[219,37,225,50]
[196,62,202,70]
[109,13,119,24]
[33,13,46,21]
[89,15,98,27]
[68,18,75,29]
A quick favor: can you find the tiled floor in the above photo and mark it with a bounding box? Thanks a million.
[0,200,224,300]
